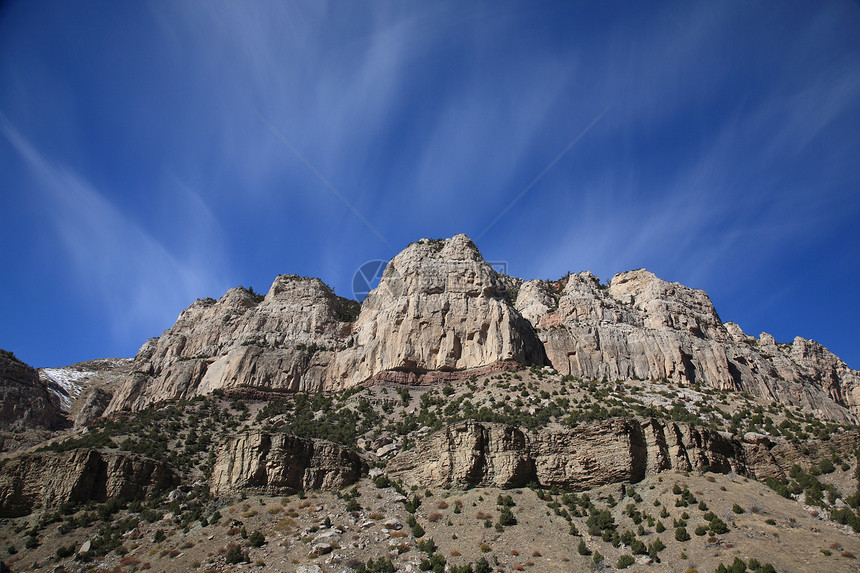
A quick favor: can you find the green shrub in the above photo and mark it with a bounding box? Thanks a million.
[709,516,730,534]
[577,539,591,555]
[411,522,425,538]
[498,506,517,526]
[248,531,265,547]
[674,527,690,542]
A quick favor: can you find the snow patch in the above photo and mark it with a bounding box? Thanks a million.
[39,367,90,411]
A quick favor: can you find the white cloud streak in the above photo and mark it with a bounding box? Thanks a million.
[1,115,227,340]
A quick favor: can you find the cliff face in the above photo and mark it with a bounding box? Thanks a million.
[386,419,860,491]
[326,235,546,389]
[0,449,177,518]
[385,419,746,490]
[107,235,546,412]
[104,235,858,423]
[106,277,354,413]
[518,270,858,422]
[211,431,367,495]
[0,355,67,432]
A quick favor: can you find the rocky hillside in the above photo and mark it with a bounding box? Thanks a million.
[1,367,859,572]
[38,358,132,427]
[0,351,66,433]
[105,234,858,424]
[3,234,859,573]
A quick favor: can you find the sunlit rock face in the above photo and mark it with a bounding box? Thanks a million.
[518,269,858,422]
[105,234,857,423]
[326,234,546,389]
[105,276,354,413]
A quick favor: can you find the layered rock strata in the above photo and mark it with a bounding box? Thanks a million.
[211,432,367,495]
[385,419,746,490]
[0,449,177,517]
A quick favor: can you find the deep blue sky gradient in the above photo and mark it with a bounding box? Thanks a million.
[2,1,859,369]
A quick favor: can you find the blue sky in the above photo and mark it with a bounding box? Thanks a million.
[1,1,859,369]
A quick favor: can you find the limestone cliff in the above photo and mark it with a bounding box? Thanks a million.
[0,449,177,517]
[211,431,367,495]
[326,235,545,389]
[386,418,860,490]
[107,235,545,412]
[518,270,858,422]
[104,235,857,422]
[105,277,354,413]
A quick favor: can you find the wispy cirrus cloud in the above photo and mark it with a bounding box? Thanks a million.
[1,114,227,339]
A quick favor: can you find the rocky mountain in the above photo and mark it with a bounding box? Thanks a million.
[2,234,859,573]
[520,269,859,423]
[106,235,546,414]
[105,234,858,424]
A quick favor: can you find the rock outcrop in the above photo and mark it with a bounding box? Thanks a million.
[326,235,545,389]
[105,277,356,413]
[518,270,858,422]
[0,449,177,517]
[211,431,367,495]
[74,388,114,428]
[39,357,132,416]
[387,419,860,490]
[107,235,545,412]
[104,234,857,423]
[386,419,746,490]
[0,353,67,431]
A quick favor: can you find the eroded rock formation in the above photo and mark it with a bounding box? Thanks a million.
[0,354,67,431]
[0,449,177,517]
[211,431,367,495]
[107,235,545,412]
[74,388,114,428]
[104,234,858,423]
[106,277,355,413]
[327,235,546,389]
[385,419,747,490]
[518,270,858,422]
